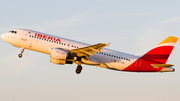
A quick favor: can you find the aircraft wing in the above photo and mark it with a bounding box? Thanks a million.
[70,43,111,59]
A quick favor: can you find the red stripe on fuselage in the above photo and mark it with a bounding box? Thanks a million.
[122,58,163,72]
[142,46,174,64]
[122,46,174,72]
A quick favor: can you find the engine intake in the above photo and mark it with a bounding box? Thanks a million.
[50,58,66,65]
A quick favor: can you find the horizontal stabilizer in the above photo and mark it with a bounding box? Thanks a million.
[151,64,174,68]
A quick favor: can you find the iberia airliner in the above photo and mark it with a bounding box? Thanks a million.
[1,29,178,74]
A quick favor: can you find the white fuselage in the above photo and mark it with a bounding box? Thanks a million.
[1,29,138,71]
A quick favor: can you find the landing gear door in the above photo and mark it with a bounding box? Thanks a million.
[21,31,28,41]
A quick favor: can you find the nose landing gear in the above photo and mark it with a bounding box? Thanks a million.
[18,48,24,58]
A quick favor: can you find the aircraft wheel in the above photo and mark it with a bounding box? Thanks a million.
[76,65,82,74]
[18,54,22,58]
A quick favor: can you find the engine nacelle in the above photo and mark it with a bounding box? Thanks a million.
[49,48,69,65]
[50,58,66,65]
[50,48,68,60]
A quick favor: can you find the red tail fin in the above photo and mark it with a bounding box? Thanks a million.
[141,36,178,64]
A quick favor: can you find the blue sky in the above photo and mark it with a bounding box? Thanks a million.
[0,0,180,101]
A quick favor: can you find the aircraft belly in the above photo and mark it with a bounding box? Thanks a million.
[107,62,131,70]
[94,56,132,71]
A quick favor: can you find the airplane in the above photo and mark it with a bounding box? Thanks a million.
[1,29,178,74]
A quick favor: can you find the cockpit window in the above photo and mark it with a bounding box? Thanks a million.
[9,30,17,34]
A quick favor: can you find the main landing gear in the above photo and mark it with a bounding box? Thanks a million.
[76,65,83,74]
[18,48,25,58]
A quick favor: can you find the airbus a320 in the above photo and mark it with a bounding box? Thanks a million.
[1,29,178,74]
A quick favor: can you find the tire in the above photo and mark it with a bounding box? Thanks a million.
[77,65,82,71]
[76,65,82,74]
[18,54,22,58]
[76,69,81,74]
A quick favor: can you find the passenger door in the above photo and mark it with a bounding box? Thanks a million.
[21,31,28,41]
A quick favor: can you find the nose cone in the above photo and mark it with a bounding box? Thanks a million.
[1,33,6,41]
[1,33,10,43]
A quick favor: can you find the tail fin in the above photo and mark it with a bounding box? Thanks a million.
[142,36,178,64]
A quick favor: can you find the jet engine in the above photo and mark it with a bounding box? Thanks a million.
[49,48,73,65]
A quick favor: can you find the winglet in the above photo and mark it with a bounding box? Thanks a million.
[106,42,111,47]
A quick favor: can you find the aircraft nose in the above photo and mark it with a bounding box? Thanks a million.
[1,33,6,41]
[1,33,12,44]
[1,33,9,42]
